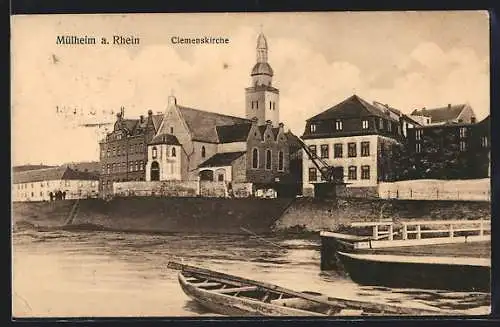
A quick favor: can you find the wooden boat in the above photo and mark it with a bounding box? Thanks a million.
[320,219,491,271]
[337,251,491,293]
[167,261,457,316]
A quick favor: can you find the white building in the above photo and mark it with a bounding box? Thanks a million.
[301,95,420,196]
[12,166,99,202]
[145,133,183,181]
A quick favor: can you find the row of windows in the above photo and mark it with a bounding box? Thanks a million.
[102,142,145,158]
[308,165,371,182]
[251,148,285,171]
[414,136,489,153]
[308,142,370,159]
[15,180,76,190]
[250,101,276,110]
[103,161,145,174]
[414,127,470,141]
[309,118,398,133]
[152,146,177,159]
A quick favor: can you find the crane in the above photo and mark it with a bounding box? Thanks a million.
[295,137,344,184]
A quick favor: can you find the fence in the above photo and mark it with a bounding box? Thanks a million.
[351,219,491,241]
[378,178,490,202]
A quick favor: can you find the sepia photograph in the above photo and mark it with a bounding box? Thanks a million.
[11,11,491,318]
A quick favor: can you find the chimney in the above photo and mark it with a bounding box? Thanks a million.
[168,95,177,105]
[278,122,284,128]
[121,106,125,117]
[148,110,153,116]
[448,104,451,110]
[251,116,259,124]
[266,120,272,126]
[140,115,144,123]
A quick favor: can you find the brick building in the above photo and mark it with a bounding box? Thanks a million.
[301,94,420,196]
[98,107,163,196]
[406,114,490,179]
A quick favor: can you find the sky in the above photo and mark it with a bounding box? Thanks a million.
[11,11,490,166]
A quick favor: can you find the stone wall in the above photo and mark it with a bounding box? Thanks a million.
[113,181,198,197]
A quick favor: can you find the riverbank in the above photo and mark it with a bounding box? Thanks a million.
[12,196,491,235]
[273,197,491,233]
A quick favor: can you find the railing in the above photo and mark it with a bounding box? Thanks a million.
[350,219,491,241]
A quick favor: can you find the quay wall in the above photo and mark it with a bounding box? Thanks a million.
[12,197,293,234]
[273,197,491,233]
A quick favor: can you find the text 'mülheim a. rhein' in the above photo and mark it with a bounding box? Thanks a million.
[56,35,140,45]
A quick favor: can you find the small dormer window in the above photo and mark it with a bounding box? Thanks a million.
[152,147,157,159]
[362,119,369,129]
[335,120,343,131]
[310,124,316,133]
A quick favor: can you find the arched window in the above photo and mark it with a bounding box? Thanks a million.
[201,146,206,158]
[278,151,284,171]
[252,148,259,169]
[265,149,272,170]
[172,147,176,157]
[152,146,157,159]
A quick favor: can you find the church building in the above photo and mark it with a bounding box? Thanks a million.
[144,32,294,186]
[98,31,300,197]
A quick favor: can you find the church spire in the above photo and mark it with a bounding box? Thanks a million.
[256,31,268,63]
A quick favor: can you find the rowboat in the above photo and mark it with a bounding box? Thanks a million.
[337,251,491,293]
[167,261,455,316]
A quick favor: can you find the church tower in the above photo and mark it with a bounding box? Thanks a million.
[245,31,279,126]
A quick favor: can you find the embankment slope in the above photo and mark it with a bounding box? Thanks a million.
[13,197,294,234]
[274,197,491,233]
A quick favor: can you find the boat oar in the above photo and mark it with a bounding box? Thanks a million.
[239,227,283,248]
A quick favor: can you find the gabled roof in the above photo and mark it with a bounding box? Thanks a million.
[216,123,252,143]
[307,95,399,122]
[178,106,251,143]
[149,133,181,146]
[151,114,164,132]
[13,166,99,184]
[198,151,246,168]
[411,104,466,123]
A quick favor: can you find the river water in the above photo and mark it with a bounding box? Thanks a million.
[12,228,490,318]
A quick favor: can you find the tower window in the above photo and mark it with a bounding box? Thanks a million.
[152,146,158,159]
[170,127,174,134]
[273,102,276,110]
[269,101,272,110]
[172,147,176,157]
[256,102,258,109]
[201,146,206,158]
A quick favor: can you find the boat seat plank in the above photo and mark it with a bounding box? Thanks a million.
[195,282,221,288]
[213,286,258,294]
